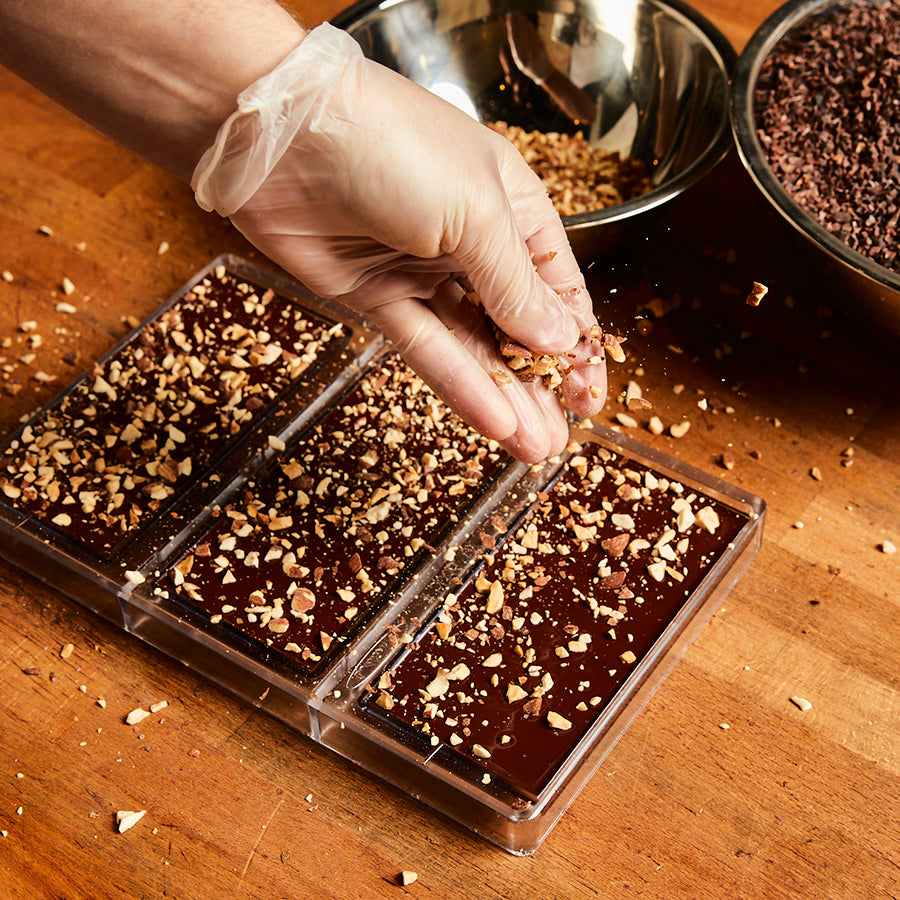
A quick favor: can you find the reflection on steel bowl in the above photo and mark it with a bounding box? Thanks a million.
[333,0,735,260]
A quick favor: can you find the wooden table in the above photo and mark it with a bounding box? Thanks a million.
[1,2,898,897]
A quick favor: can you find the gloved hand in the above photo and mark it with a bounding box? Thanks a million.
[192,23,607,463]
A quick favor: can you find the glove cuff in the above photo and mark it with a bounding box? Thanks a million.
[191,23,362,216]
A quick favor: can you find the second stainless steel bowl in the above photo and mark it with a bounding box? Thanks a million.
[732,0,900,343]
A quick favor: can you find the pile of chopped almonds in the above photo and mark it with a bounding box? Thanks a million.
[0,265,345,557]
[488,122,655,217]
[366,439,749,798]
[459,284,618,401]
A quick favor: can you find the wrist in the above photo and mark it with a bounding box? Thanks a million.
[192,23,358,216]
[147,6,310,180]
[188,14,309,169]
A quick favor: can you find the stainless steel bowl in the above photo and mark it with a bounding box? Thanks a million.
[732,0,900,343]
[333,0,735,260]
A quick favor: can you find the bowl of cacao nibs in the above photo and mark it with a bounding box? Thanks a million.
[334,0,736,259]
[732,0,900,341]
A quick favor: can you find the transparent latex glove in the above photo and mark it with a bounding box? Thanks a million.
[192,23,607,463]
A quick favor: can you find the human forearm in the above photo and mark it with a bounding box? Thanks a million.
[0,0,306,180]
[1,3,607,462]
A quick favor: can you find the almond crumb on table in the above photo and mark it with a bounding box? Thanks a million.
[125,708,150,726]
[115,810,147,833]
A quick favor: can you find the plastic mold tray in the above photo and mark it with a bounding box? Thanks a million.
[0,256,765,855]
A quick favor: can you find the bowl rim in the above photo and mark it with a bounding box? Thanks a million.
[731,0,900,294]
[332,0,737,232]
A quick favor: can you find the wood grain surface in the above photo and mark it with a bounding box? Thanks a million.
[1,2,898,898]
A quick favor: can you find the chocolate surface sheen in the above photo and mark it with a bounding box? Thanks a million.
[0,265,344,558]
[160,352,510,675]
[365,441,749,799]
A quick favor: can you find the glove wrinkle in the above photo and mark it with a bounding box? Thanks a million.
[191,22,607,463]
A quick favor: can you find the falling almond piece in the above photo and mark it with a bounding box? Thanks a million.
[602,332,626,363]
[745,281,768,306]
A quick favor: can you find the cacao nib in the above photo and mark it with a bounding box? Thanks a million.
[754,1,900,274]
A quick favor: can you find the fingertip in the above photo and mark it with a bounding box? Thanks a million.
[563,382,607,419]
[495,380,570,463]
[502,421,569,464]
[513,280,581,355]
